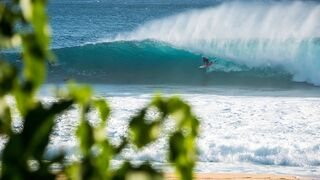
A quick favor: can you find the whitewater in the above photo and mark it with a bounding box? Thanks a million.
[38,84,319,177]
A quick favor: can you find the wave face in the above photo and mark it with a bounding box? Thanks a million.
[49,40,300,87]
[110,1,320,86]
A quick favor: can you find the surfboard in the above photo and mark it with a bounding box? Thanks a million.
[199,62,213,69]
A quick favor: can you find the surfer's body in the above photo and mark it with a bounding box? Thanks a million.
[199,57,214,69]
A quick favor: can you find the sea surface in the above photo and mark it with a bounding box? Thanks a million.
[3,0,320,177]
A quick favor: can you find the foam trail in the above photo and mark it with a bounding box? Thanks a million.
[113,1,320,86]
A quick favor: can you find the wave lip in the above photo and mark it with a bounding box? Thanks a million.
[111,1,320,86]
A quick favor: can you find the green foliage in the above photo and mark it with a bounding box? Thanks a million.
[0,1,200,180]
[130,96,199,180]
[1,100,73,180]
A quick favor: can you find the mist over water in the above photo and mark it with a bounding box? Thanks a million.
[113,1,320,85]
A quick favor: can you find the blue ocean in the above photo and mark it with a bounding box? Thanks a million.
[4,0,320,177]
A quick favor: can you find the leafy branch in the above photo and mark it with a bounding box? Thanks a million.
[0,1,200,180]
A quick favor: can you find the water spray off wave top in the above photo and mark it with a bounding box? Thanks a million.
[110,1,320,86]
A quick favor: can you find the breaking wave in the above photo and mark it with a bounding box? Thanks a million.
[48,40,297,87]
[109,1,320,86]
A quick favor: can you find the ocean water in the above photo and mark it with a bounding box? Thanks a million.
[3,0,320,177]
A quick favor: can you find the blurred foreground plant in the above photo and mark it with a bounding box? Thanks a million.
[0,1,199,180]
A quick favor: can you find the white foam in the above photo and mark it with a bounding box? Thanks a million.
[1,85,316,175]
[112,93,320,176]
[39,85,320,176]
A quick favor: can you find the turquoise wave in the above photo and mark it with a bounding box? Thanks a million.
[3,40,318,87]
[48,40,300,87]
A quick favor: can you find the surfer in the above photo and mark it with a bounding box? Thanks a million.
[200,56,214,69]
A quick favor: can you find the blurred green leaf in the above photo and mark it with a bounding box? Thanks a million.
[14,81,34,116]
[23,100,73,158]
[169,132,195,180]
[151,96,199,180]
[0,98,12,135]
[0,61,17,97]
[77,120,94,157]
[129,108,161,148]
[1,100,73,179]
[21,33,46,88]
[93,98,110,124]
[67,83,92,106]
